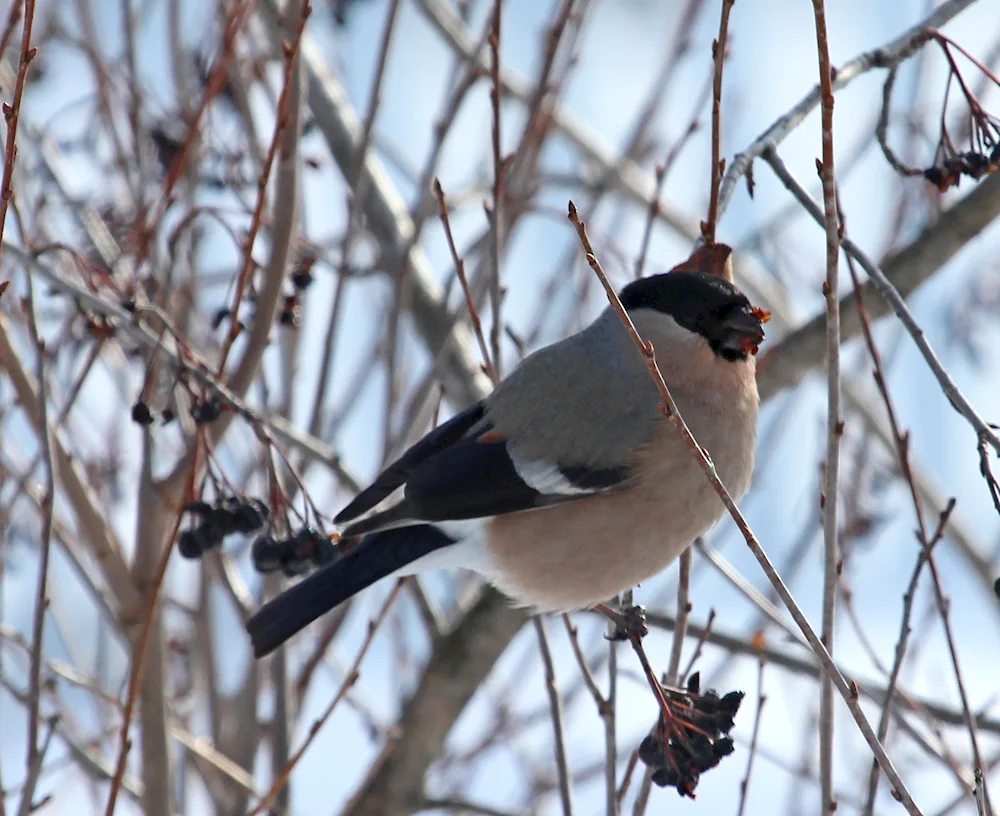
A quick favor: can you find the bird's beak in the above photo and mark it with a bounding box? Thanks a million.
[719,306,770,357]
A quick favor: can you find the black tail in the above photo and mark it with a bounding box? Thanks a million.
[246,525,456,658]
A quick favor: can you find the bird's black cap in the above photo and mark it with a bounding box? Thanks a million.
[619,271,765,361]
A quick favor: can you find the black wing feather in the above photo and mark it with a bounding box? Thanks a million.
[403,439,545,520]
[335,403,634,532]
[335,401,486,524]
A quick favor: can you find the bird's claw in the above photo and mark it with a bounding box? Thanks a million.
[599,602,648,641]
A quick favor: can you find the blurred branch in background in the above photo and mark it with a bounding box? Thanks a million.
[1,0,999,815]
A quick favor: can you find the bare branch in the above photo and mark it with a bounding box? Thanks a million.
[810,2,843,812]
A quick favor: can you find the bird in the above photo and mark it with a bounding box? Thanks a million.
[246,269,768,658]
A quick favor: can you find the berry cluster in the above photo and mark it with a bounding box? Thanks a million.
[178,497,270,559]
[251,529,337,577]
[924,146,1000,192]
[130,397,223,427]
[637,672,744,798]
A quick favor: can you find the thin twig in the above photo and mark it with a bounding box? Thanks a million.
[19,239,55,816]
[680,608,716,683]
[736,657,766,816]
[862,496,955,813]
[701,0,734,245]
[976,770,989,816]
[876,66,924,177]
[0,1,23,64]
[717,0,978,220]
[924,553,995,814]
[561,613,618,815]
[123,0,256,274]
[761,148,1000,459]
[810,2,842,813]
[634,607,1000,736]
[14,715,57,816]
[665,550,691,684]
[487,0,504,379]
[839,202,960,815]
[605,633,618,816]
[0,0,35,269]
[562,615,605,706]
[214,0,311,377]
[634,113,704,279]
[435,179,498,384]
[103,446,202,816]
[568,200,923,816]
[247,581,405,814]
[4,245,362,495]
[534,617,574,816]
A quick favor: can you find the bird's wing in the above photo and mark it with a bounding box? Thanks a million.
[334,402,488,524]
[401,434,631,521]
[335,320,659,537]
[336,417,632,538]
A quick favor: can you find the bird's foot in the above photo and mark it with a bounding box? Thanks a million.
[595,602,648,641]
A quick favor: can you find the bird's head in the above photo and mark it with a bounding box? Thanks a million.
[619,270,770,362]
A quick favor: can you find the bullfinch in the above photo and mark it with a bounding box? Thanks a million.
[246,269,766,658]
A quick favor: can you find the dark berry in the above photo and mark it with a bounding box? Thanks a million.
[177,530,202,559]
[192,398,221,425]
[638,733,663,766]
[923,165,959,192]
[177,524,222,558]
[698,689,720,713]
[719,691,745,718]
[251,535,282,572]
[229,498,269,533]
[683,735,720,772]
[291,268,314,290]
[161,408,176,424]
[715,715,736,734]
[687,733,714,763]
[121,298,137,313]
[131,401,154,425]
[651,767,678,788]
[196,523,224,551]
[184,500,215,517]
[713,737,735,758]
[962,152,990,179]
[288,528,323,559]
[282,558,311,578]
[676,771,699,798]
[686,672,701,694]
[690,718,719,737]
